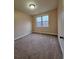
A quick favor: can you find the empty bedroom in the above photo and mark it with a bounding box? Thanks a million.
[14,0,64,59]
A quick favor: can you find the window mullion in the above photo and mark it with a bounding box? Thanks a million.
[41,16,43,27]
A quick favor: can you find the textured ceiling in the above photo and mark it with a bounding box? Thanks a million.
[14,0,58,15]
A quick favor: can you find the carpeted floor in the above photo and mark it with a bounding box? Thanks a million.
[14,33,63,59]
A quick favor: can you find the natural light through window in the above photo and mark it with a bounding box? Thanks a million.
[36,15,48,27]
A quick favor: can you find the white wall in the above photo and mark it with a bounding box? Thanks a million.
[32,9,58,35]
[14,10,32,40]
[58,0,64,54]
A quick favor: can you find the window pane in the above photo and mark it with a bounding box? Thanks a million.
[36,22,41,27]
[43,21,48,27]
[36,15,48,27]
[36,17,41,22]
[36,16,42,27]
[42,15,48,21]
[42,15,48,27]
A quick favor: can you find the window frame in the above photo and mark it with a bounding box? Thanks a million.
[36,15,49,27]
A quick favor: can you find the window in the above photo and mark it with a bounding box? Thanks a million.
[36,15,48,27]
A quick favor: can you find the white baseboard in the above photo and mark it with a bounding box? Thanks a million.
[32,31,58,36]
[14,33,31,40]
[14,32,58,40]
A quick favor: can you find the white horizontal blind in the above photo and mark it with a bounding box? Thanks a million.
[36,15,48,27]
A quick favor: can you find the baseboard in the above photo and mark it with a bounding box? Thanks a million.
[14,33,31,40]
[32,32,58,36]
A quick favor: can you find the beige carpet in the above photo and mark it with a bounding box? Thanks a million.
[14,33,63,59]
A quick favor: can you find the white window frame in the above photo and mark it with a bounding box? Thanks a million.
[36,15,49,27]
